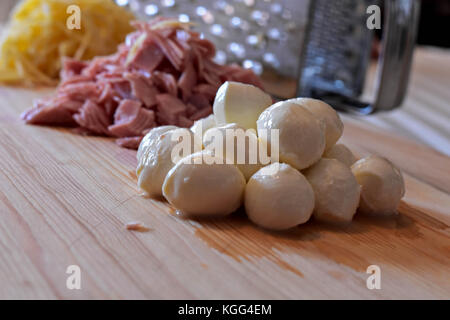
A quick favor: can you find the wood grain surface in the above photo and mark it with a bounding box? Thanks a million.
[354,48,450,156]
[0,53,449,300]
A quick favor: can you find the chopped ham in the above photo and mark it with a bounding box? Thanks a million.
[112,81,132,100]
[191,107,213,121]
[185,103,198,117]
[193,84,219,101]
[22,18,264,149]
[152,33,184,70]
[188,94,211,110]
[108,100,155,137]
[155,94,187,125]
[127,36,165,72]
[125,72,158,108]
[125,221,151,232]
[61,58,88,81]
[59,82,99,101]
[116,136,143,149]
[178,61,197,101]
[73,100,110,135]
[178,115,194,128]
[21,98,75,126]
[151,71,178,96]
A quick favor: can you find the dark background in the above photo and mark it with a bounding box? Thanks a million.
[418,0,450,47]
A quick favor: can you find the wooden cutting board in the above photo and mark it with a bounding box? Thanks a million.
[0,84,449,299]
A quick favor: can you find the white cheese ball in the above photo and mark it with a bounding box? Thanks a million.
[203,123,264,180]
[324,144,357,167]
[213,81,272,130]
[137,125,178,161]
[304,159,361,224]
[257,101,326,170]
[288,98,343,151]
[351,156,405,216]
[190,114,217,146]
[137,128,200,198]
[162,151,246,217]
[245,163,315,231]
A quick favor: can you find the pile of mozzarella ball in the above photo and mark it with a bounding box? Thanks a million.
[136,82,405,231]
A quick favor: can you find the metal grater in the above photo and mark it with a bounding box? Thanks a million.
[300,0,421,113]
[122,0,421,113]
[299,0,375,103]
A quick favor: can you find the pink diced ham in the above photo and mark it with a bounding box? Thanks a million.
[108,100,155,137]
[125,72,158,108]
[22,17,264,149]
[116,136,143,149]
[73,100,110,135]
[155,94,187,125]
[127,36,164,72]
[178,62,197,101]
[22,98,76,126]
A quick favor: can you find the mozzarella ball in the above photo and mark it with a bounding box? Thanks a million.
[137,128,201,198]
[190,114,217,146]
[245,163,315,231]
[351,156,405,216]
[324,144,357,167]
[257,101,326,170]
[137,125,178,161]
[288,98,343,151]
[203,123,264,180]
[162,151,246,217]
[213,81,272,130]
[304,159,360,224]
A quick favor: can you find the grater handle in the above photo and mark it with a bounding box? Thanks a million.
[372,0,421,111]
[314,0,421,114]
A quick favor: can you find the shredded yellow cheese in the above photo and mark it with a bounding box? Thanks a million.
[0,0,135,86]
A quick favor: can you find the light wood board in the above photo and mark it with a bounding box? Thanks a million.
[0,84,449,300]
